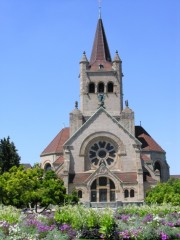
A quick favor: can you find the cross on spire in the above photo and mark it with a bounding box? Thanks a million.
[98,0,102,19]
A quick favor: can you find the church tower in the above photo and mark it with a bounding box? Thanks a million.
[80,16,123,120]
[40,12,170,207]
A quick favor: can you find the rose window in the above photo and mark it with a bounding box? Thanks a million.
[89,141,116,166]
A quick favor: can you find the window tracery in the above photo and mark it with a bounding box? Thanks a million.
[89,140,116,166]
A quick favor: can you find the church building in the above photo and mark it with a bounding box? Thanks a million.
[40,15,169,207]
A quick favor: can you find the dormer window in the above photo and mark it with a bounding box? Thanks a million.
[89,82,95,93]
[98,82,104,93]
[107,82,114,93]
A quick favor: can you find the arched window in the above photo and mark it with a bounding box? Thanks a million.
[110,179,115,201]
[90,177,116,202]
[130,189,134,198]
[91,179,97,202]
[154,161,162,178]
[107,82,114,93]
[78,190,82,198]
[124,189,129,198]
[98,82,104,93]
[44,163,51,171]
[89,82,95,93]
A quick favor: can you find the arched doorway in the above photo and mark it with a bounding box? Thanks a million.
[154,161,162,178]
[90,177,115,202]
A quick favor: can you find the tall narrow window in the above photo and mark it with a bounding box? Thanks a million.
[98,82,104,93]
[78,190,82,198]
[89,82,95,93]
[107,82,113,93]
[110,179,115,201]
[124,189,129,198]
[130,189,134,198]
[91,179,97,202]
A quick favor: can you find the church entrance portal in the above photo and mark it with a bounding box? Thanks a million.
[90,177,115,203]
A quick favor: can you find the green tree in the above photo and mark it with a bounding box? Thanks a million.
[145,178,180,206]
[0,136,20,174]
[0,166,79,211]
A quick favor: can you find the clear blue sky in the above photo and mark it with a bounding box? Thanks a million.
[0,0,179,175]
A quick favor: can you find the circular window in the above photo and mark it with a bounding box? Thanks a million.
[89,141,116,166]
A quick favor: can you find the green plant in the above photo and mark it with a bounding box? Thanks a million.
[99,208,115,239]
[44,228,69,240]
[0,205,20,224]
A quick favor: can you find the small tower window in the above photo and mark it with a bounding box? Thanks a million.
[44,163,52,171]
[107,82,114,93]
[130,189,135,198]
[98,82,104,93]
[78,190,82,198]
[89,82,95,93]
[124,189,129,198]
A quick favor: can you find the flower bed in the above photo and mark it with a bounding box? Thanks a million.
[0,204,180,239]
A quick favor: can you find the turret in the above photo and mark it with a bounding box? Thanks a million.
[120,100,135,136]
[113,50,123,112]
[69,101,83,136]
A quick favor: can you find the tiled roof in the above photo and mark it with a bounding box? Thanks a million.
[54,155,64,165]
[135,126,165,153]
[41,127,70,156]
[114,172,137,183]
[69,173,92,184]
[141,154,151,162]
[90,18,112,70]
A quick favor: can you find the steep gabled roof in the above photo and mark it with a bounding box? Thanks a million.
[64,107,141,147]
[54,155,64,165]
[135,126,165,153]
[141,154,151,162]
[41,127,69,156]
[69,173,92,184]
[114,172,137,183]
[90,18,112,70]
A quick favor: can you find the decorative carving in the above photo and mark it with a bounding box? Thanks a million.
[98,93,105,108]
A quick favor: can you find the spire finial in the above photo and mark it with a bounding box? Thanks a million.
[125,100,129,107]
[75,101,78,109]
[98,0,102,19]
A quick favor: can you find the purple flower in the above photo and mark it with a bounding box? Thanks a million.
[59,224,71,231]
[142,214,153,223]
[175,220,180,227]
[167,222,174,227]
[59,224,76,240]
[130,228,141,237]
[118,230,130,239]
[37,223,55,232]
[176,233,180,239]
[160,232,169,240]
[120,214,130,222]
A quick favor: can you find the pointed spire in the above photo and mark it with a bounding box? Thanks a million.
[80,51,88,63]
[113,50,121,62]
[90,18,112,66]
